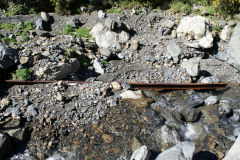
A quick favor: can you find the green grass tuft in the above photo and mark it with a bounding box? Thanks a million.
[75,28,92,39]
[12,68,31,80]
[169,1,192,14]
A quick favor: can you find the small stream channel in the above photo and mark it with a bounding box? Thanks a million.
[9,83,240,160]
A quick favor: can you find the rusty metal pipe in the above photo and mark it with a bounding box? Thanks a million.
[0,80,227,90]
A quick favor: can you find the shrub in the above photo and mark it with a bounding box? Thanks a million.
[5,2,23,16]
[12,68,31,80]
[212,0,240,17]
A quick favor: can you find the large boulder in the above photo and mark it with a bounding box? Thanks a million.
[223,136,240,160]
[177,16,209,40]
[155,141,195,160]
[0,43,19,69]
[35,58,80,79]
[90,23,121,51]
[217,22,240,70]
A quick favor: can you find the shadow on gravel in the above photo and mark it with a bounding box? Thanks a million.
[192,151,218,160]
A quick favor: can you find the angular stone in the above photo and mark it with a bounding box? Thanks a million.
[156,141,195,160]
[7,128,26,143]
[204,96,218,105]
[0,43,19,69]
[119,31,130,43]
[130,145,148,160]
[120,90,143,100]
[199,31,213,49]
[181,58,200,77]
[167,43,182,63]
[220,25,232,41]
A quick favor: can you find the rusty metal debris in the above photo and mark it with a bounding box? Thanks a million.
[0,80,227,90]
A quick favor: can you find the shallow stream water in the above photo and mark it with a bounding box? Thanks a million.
[10,84,240,160]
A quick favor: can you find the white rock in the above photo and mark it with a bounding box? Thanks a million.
[167,43,182,63]
[160,125,180,145]
[41,12,50,23]
[204,96,218,105]
[93,59,104,74]
[181,58,200,77]
[185,42,200,48]
[90,23,105,36]
[120,90,143,100]
[177,16,209,40]
[155,141,195,160]
[119,31,130,43]
[111,82,122,91]
[199,31,213,49]
[200,76,219,83]
[223,136,240,160]
[220,25,232,41]
[130,145,148,160]
[184,123,203,141]
[98,10,105,19]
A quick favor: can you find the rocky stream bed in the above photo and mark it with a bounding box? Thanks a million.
[1,8,240,160]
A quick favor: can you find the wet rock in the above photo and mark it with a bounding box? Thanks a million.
[98,10,105,19]
[7,128,26,143]
[204,96,218,105]
[155,141,195,160]
[120,90,144,100]
[218,103,232,117]
[177,16,210,40]
[167,43,182,63]
[0,133,13,157]
[67,17,81,27]
[35,58,80,79]
[199,31,213,49]
[233,127,240,137]
[188,94,204,108]
[220,25,232,41]
[0,43,19,69]
[183,123,206,141]
[102,134,113,143]
[93,58,104,74]
[230,110,240,122]
[41,12,50,23]
[181,107,200,122]
[130,145,148,160]
[200,76,219,83]
[223,136,240,160]
[181,58,200,77]
[217,22,240,70]
[131,137,143,152]
[154,125,180,148]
